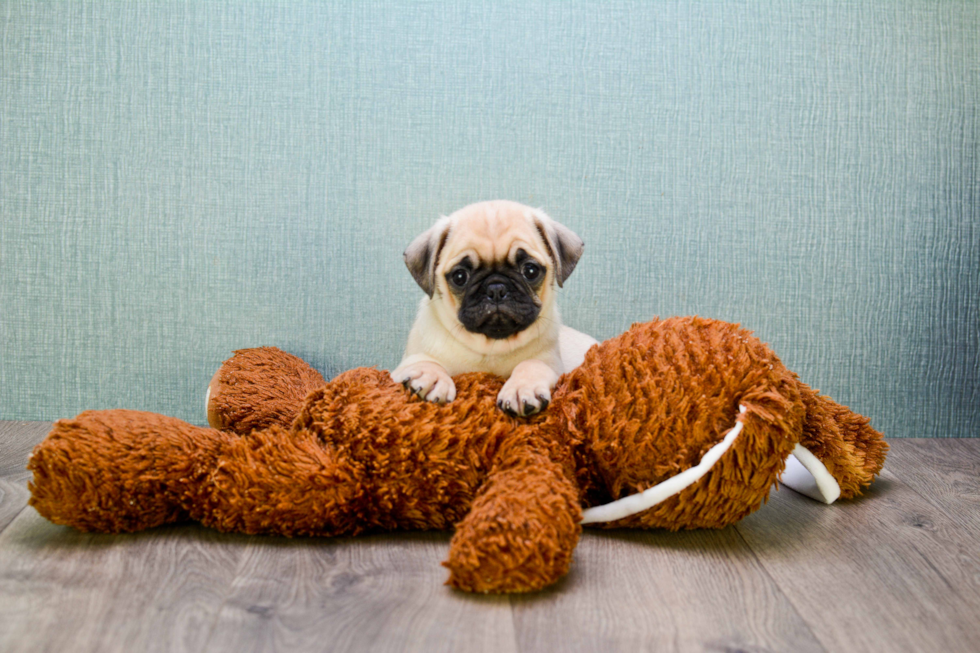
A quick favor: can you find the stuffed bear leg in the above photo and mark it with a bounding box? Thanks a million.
[206,346,326,434]
[443,432,583,593]
[28,410,227,533]
[193,423,362,537]
[29,409,362,537]
[781,382,888,501]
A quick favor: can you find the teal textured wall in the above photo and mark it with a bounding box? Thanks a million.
[2,1,977,436]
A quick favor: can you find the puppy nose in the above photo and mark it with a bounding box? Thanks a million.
[485,282,509,302]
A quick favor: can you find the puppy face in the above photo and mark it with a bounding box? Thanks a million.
[404,200,584,352]
[448,248,544,339]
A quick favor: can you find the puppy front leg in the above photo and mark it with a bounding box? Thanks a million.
[497,359,560,417]
[390,354,457,404]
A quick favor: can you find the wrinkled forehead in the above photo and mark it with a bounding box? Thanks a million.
[440,202,549,268]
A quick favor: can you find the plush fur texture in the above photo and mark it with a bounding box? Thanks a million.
[206,346,326,434]
[28,317,887,593]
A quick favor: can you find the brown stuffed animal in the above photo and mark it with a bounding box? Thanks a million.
[27,317,887,593]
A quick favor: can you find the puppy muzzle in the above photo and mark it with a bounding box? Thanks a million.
[458,274,540,339]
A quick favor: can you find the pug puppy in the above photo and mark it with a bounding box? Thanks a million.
[391,200,597,416]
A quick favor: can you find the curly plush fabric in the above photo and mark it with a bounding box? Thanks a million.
[28,317,887,593]
[206,346,326,434]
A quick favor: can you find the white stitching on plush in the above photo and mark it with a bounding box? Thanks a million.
[581,405,748,524]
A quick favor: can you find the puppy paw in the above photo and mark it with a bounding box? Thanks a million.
[496,359,559,417]
[390,361,457,404]
[496,380,551,417]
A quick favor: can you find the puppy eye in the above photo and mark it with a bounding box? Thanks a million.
[522,262,541,282]
[449,268,469,287]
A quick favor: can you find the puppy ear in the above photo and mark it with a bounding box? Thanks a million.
[404,217,451,297]
[533,212,584,287]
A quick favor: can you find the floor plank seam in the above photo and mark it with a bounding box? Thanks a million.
[0,504,29,538]
[884,442,980,526]
[196,541,256,653]
[505,594,522,653]
[4,424,979,652]
[879,465,951,520]
[731,510,830,653]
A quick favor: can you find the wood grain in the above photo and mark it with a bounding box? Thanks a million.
[735,461,980,653]
[2,424,979,653]
[205,532,518,653]
[883,439,980,533]
[0,475,31,535]
[0,421,50,534]
[511,527,824,653]
[0,511,246,653]
[0,421,50,477]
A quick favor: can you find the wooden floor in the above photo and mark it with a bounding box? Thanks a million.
[1,422,978,653]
